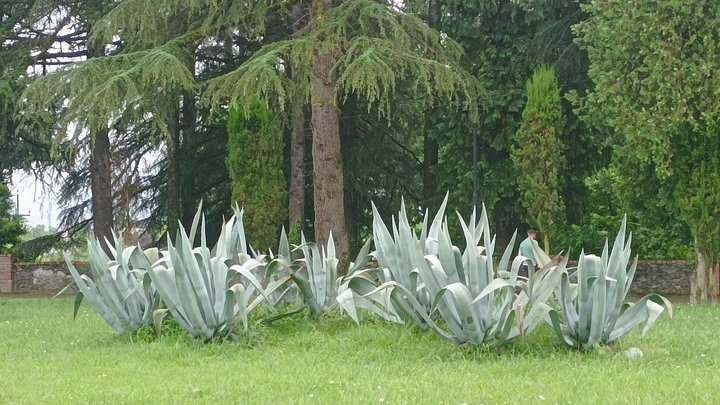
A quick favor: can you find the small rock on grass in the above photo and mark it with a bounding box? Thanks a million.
[624,347,643,359]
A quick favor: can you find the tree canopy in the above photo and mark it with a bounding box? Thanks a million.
[1,0,714,300]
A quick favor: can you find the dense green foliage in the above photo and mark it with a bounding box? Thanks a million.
[0,184,26,253]
[512,66,565,252]
[423,0,594,246]
[575,0,720,298]
[227,104,287,251]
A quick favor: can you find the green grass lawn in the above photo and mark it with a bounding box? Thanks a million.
[0,297,716,404]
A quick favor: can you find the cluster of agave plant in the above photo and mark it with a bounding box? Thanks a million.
[63,197,672,350]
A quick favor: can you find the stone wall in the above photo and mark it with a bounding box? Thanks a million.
[0,255,695,296]
[0,257,90,295]
[565,259,693,296]
[629,260,693,296]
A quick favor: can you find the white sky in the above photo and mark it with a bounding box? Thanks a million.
[10,171,61,230]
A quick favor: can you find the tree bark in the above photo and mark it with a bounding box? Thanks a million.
[180,90,197,229]
[697,247,707,302]
[87,40,113,253]
[689,271,697,305]
[288,1,308,233]
[90,127,113,251]
[166,103,181,241]
[341,95,358,250]
[310,0,350,271]
[422,0,442,207]
[712,262,720,302]
[422,127,439,205]
[289,97,306,229]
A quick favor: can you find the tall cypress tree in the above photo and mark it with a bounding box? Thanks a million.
[226,103,287,251]
[511,66,565,253]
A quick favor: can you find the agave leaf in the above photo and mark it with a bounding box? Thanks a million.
[587,266,608,348]
[348,237,373,275]
[518,302,554,337]
[548,310,576,347]
[338,269,402,323]
[289,270,322,316]
[362,280,452,339]
[497,230,518,275]
[188,202,203,247]
[248,275,291,312]
[337,287,402,324]
[153,308,169,338]
[228,284,247,331]
[279,227,291,260]
[608,294,672,341]
[474,278,512,303]
[54,281,76,298]
[73,291,84,320]
[432,283,476,343]
[65,253,125,333]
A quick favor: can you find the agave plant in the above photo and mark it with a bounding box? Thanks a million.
[214,203,254,265]
[287,232,341,316]
[336,197,452,327]
[149,209,278,340]
[336,237,406,324]
[341,196,564,345]
[268,229,354,316]
[62,232,160,335]
[547,217,673,350]
[416,207,564,345]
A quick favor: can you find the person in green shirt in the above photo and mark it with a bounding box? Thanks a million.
[519,229,539,276]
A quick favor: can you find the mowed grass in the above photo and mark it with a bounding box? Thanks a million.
[0,297,718,405]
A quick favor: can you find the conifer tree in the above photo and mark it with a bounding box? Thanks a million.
[226,102,287,251]
[511,66,565,254]
[206,0,482,267]
[20,0,481,266]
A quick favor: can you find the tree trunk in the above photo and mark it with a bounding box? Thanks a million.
[87,41,113,253]
[341,95,359,250]
[166,103,181,241]
[180,90,197,229]
[697,247,707,302]
[689,271,697,305]
[713,262,720,301]
[310,0,350,271]
[289,98,306,230]
[90,127,113,252]
[423,128,439,206]
[422,0,442,207]
[288,0,309,233]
